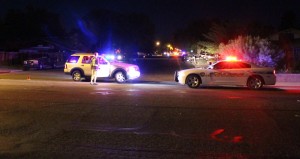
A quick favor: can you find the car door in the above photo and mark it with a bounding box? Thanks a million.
[96,56,110,77]
[208,61,233,85]
[229,62,250,85]
[209,61,250,85]
[80,56,92,76]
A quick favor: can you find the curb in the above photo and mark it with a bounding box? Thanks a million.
[0,71,11,74]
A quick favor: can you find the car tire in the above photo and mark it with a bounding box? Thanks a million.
[247,76,263,90]
[72,70,82,82]
[115,71,126,83]
[186,74,201,88]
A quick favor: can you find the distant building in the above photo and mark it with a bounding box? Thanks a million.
[270,28,300,72]
[0,42,75,66]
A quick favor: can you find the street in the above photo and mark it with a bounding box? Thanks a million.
[1,58,300,158]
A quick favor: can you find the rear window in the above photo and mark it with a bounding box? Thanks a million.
[67,56,80,63]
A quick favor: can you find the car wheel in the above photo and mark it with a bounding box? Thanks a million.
[115,71,126,83]
[72,70,82,81]
[186,74,201,88]
[247,76,263,89]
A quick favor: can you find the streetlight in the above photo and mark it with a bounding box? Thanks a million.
[167,44,173,51]
[156,41,160,46]
[155,41,161,55]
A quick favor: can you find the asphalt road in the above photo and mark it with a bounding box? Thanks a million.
[1,58,300,158]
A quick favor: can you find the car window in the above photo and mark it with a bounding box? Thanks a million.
[231,62,251,69]
[98,57,108,64]
[214,62,229,69]
[214,61,251,69]
[81,56,91,64]
[213,62,221,69]
[240,62,251,68]
[67,56,80,63]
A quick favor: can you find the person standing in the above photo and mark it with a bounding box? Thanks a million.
[90,52,99,85]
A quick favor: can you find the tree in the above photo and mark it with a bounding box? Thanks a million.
[193,41,218,55]
[203,22,230,44]
[218,35,284,68]
[79,9,155,56]
[172,19,213,50]
[280,10,299,30]
[67,28,90,52]
[0,6,66,51]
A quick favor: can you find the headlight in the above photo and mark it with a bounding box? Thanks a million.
[128,66,136,72]
[177,71,182,77]
[127,66,140,79]
[117,55,122,60]
[105,54,115,60]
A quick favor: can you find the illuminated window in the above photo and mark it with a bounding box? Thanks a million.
[230,62,251,69]
[98,57,108,64]
[81,56,91,64]
[67,56,79,63]
[214,62,228,69]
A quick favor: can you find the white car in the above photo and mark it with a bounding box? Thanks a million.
[64,53,140,83]
[174,60,276,89]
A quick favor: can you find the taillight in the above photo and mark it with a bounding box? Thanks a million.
[273,70,276,74]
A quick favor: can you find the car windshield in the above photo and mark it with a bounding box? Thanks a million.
[98,56,109,64]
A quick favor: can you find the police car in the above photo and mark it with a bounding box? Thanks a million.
[64,53,140,83]
[174,60,276,89]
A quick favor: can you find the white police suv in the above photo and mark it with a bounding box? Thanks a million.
[174,60,276,89]
[64,53,140,83]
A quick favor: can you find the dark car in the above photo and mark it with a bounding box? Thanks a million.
[23,57,64,71]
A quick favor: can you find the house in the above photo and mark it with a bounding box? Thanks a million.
[270,28,300,72]
[0,42,75,66]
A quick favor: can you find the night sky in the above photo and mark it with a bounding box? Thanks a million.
[1,0,300,39]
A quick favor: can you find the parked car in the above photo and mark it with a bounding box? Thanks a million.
[175,60,276,89]
[64,53,140,83]
[23,57,63,71]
